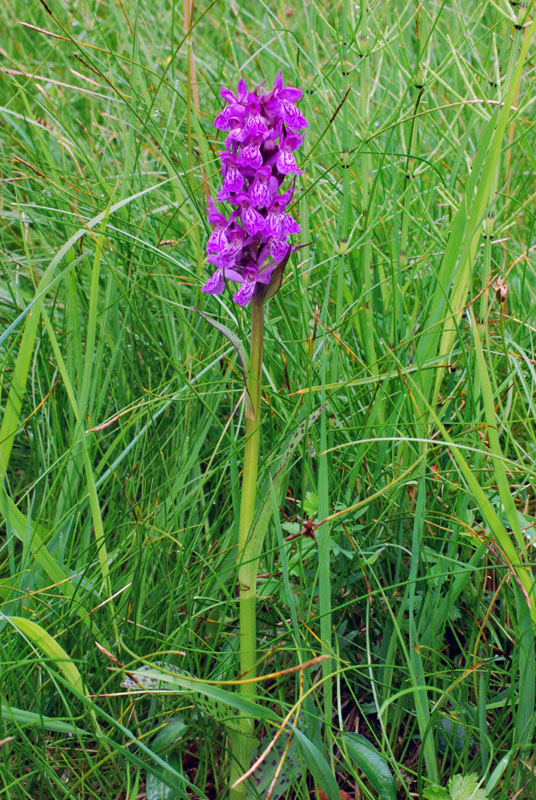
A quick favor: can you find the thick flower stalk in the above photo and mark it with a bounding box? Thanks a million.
[202,71,307,306]
[201,73,306,799]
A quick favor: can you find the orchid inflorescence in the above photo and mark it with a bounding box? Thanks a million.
[202,72,307,306]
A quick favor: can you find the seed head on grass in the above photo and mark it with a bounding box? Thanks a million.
[203,72,307,306]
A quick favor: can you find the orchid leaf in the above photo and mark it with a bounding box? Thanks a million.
[121,664,278,722]
[193,306,249,385]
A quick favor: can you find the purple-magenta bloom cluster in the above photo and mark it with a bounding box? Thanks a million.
[202,72,307,306]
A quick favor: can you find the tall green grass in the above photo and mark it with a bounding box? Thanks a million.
[1,1,536,797]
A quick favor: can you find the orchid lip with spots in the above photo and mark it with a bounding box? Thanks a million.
[202,72,307,306]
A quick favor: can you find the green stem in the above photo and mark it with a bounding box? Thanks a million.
[229,297,264,800]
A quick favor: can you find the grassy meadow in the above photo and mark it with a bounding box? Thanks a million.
[1,1,536,798]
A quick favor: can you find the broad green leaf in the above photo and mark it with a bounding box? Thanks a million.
[423,787,449,800]
[249,729,301,800]
[290,724,339,800]
[485,754,510,794]
[146,772,175,800]
[121,662,191,692]
[343,732,397,800]
[151,716,188,748]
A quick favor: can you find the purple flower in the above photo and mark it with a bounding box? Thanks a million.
[220,78,249,107]
[264,186,301,238]
[280,100,308,131]
[202,268,225,295]
[217,154,245,201]
[236,140,264,170]
[263,72,307,128]
[268,236,291,262]
[271,70,303,103]
[231,246,280,306]
[207,195,228,227]
[276,134,304,175]
[230,192,266,237]
[249,167,277,208]
[213,105,243,132]
[202,72,307,305]
[207,223,244,269]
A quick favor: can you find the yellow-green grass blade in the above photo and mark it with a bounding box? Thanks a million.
[5,616,85,696]
[0,178,173,479]
[417,13,536,409]
[41,311,112,598]
[468,306,528,558]
[390,351,536,622]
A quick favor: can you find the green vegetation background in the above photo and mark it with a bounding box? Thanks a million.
[1,1,536,798]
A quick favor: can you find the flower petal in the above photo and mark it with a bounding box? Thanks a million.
[277,151,302,175]
[249,175,274,208]
[237,144,263,169]
[202,269,225,295]
[236,78,248,101]
[217,167,245,201]
[214,106,243,130]
[242,205,266,236]
[272,185,295,210]
[207,197,229,228]
[281,213,301,235]
[281,99,308,130]
[269,237,290,262]
[207,227,228,253]
[264,211,282,237]
[233,279,257,306]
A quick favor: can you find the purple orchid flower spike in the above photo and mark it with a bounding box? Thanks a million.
[202,72,307,305]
